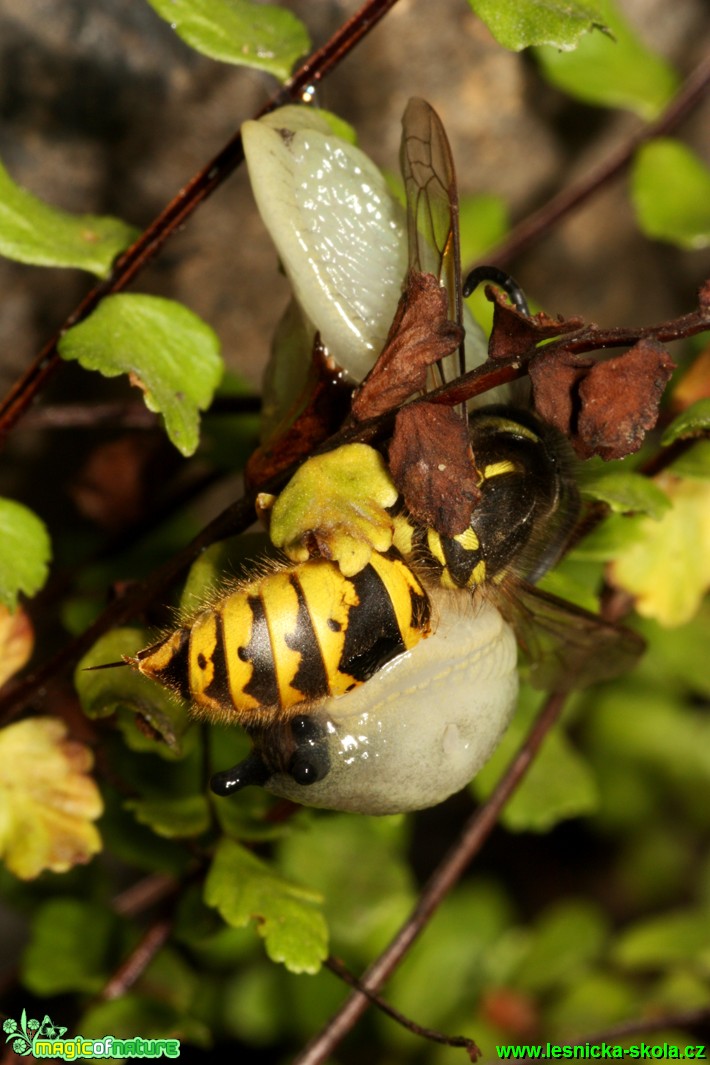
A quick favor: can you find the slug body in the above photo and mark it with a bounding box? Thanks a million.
[253,594,518,814]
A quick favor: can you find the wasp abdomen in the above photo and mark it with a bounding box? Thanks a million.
[133,553,431,727]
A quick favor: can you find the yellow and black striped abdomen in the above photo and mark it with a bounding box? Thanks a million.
[133,552,432,727]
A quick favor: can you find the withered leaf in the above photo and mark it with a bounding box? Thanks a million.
[350,271,463,422]
[388,402,480,537]
[530,339,676,460]
[577,340,676,460]
[529,348,594,441]
[487,285,583,360]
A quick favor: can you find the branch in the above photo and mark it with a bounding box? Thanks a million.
[19,395,260,430]
[325,956,481,1060]
[293,691,568,1065]
[570,1007,710,1047]
[471,53,710,271]
[508,1008,710,1064]
[0,0,400,443]
[100,917,173,1001]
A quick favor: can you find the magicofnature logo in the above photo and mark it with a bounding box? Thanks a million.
[3,1010,180,1059]
[3,1010,68,1055]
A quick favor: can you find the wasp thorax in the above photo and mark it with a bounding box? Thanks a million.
[212,596,518,815]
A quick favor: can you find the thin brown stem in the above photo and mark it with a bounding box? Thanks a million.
[0,0,400,442]
[569,1007,710,1047]
[472,53,710,271]
[100,917,173,1001]
[294,691,568,1065]
[20,395,261,430]
[325,957,481,1059]
[506,1007,710,1064]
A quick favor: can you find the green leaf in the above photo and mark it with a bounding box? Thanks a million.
[635,602,710,699]
[278,815,415,963]
[468,0,605,51]
[632,139,710,249]
[585,681,710,785]
[80,993,210,1047]
[75,629,191,755]
[578,466,671,518]
[21,899,117,994]
[125,794,210,839]
[145,0,310,81]
[472,689,599,831]
[610,475,710,626]
[0,498,51,610]
[614,909,710,970]
[548,970,639,1034]
[268,443,399,576]
[670,439,710,480]
[459,194,510,265]
[514,900,609,993]
[535,0,678,119]
[460,194,511,333]
[57,293,223,456]
[571,510,648,561]
[0,157,138,277]
[204,838,328,973]
[662,399,710,445]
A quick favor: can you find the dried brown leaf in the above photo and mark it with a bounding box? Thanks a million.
[388,402,479,536]
[529,348,593,440]
[350,272,463,422]
[487,286,583,360]
[577,339,676,459]
[530,339,676,460]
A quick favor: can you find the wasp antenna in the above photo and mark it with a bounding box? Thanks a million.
[83,659,130,672]
[210,753,271,796]
[463,265,530,317]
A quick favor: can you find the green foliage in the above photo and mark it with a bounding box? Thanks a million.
[578,464,671,518]
[57,294,223,457]
[75,629,192,754]
[204,838,329,973]
[145,0,310,80]
[472,688,599,831]
[662,399,710,445]
[467,0,606,52]
[535,0,678,118]
[0,497,51,610]
[21,898,119,995]
[631,139,710,249]
[0,157,138,276]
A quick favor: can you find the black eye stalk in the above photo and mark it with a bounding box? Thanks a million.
[210,753,271,796]
[463,266,531,318]
[210,715,331,797]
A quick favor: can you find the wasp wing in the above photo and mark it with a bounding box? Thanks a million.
[400,98,460,310]
[400,98,488,387]
[493,581,645,692]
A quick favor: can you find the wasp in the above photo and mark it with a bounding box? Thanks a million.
[127,99,643,815]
